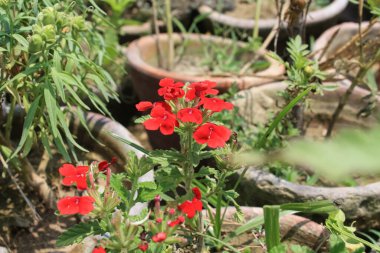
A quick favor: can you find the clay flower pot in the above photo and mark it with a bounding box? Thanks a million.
[313,22,380,70]
[205,206,329,252]
[232,81,380,229]
[125,33,284,102]
[198,0,348,44]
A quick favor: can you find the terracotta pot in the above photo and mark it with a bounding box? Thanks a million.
[313,21,380,67]
[118,0,196,44]
[198,0,349,47]
[232,81,380,229]
[204,206,329,252]
[125,33,284,149]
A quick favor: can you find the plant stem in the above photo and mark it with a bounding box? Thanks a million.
[165,0,174,70]
[325,71,365,137]
[256,86,313,149]
[263,205,281,251]
[252,0,262,41]
[5,96,15,141]
[152,0,163,68]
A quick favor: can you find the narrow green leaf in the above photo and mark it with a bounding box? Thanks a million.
[9,96,41,160]
[44,86,58,137]
[109,132,149,155]
[12,34,29,48]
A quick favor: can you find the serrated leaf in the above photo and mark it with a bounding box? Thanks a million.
[138,181,157,190]
[110,173,129,202]
[196,166,218,177]
[56,221,104,247]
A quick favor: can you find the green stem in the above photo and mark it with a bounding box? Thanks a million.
[165,0,174,70]
[252,0,262,41]
[5,96,15,142]
[256,86,313,149]
[264,205,281,251]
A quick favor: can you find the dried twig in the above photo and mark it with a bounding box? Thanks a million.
[0,153,41,221]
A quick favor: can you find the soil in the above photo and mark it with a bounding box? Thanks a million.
[161,43,269,76]
[225,0,331,20]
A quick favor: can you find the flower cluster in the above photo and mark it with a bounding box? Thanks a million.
[136,78,233,148]
[137,187,203,251]
[57,158,117,216]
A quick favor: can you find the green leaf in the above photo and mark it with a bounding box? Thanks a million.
[134,115,150,124]
[12,34,29,48]
[56,221,104,247]
[44,85,58,137]
[138,181,157,190]
[9,95,41,160]
[109,132,149,155]
[280,200,338,214]
[110,173,129,202]
[264,205,281,251]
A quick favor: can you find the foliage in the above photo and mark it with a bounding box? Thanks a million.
[0,0,118,161]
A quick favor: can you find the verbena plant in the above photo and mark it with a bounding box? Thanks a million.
[55,78,380,252]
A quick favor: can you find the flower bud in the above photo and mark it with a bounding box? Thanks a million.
[41,25,56,43]
[304,65,314,76]
[28,34,43,54]
[38,7,57,26]
[71,16,86,31]
[0,0,8,8]
[56,12,68,27]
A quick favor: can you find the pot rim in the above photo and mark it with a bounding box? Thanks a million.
[313,21,380,61]
[125,33,285,90]
[198,0,349,30]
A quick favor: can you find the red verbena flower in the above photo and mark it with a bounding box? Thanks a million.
[92,246,106,253]
[200,97,233,112]
[186,81,219,101]
[59,164,88,190]
[193,123,231,148]
[178,198,202,219]
[143,105,178,135]
[136,101,153,112]
[57,196,95,215]
[98,157,117,172]
[156,218,163,223]
[192,187,202,200]
[167,215,185,227]
[138,242,149,251]
[168,208,176,215]
[152,232,167,243]
[177,108,203,124]
[158,78,185,100]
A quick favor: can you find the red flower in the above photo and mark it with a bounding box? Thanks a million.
[136,101,153,112]
[92,247,106,253]
[178,198,202,219]
[193,123,231,148]
[168,208,176,215]
[177,108,203,124]
[57,196,95,215]
[192,187,201,200]
[186,81,219,101]
[98,157,117,172]
[143,105,178,135]
[152,232,167,243]
[167,215,185,227]
[138,242,149,251]
[200,97,233,112]
[156,218,163,223]
[59,164,88,190]
[154,101,172,112]
[158,78,185,100]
